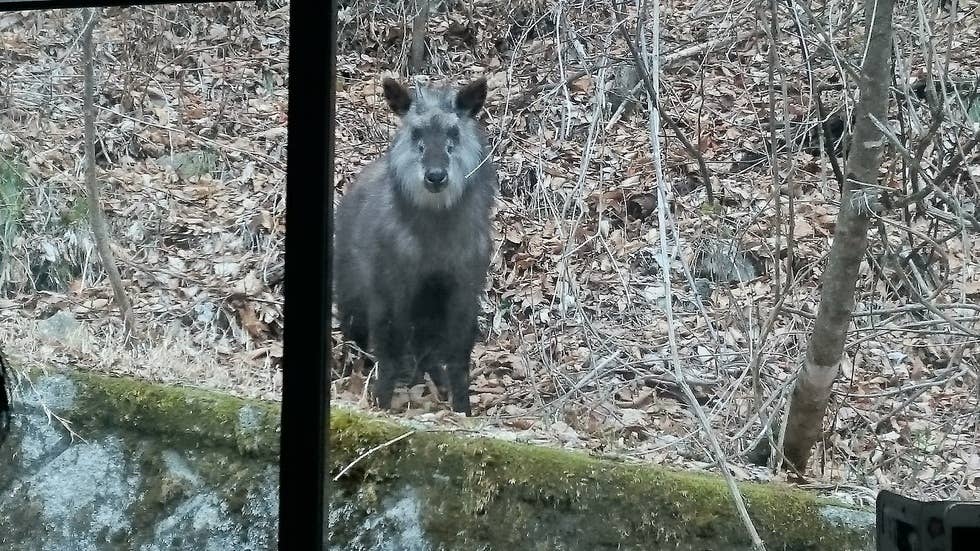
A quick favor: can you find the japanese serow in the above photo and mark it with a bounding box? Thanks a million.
[333,77,497,415]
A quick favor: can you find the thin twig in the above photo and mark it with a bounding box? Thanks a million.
[333,429,416,481]
[616,12,714,205]
[626,1,764,547]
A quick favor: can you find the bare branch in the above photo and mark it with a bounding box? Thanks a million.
[82,8,139,339]
[616,15,715,205]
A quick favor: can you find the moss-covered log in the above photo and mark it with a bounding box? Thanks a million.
[330,408,874,550]
[1,368,874,550]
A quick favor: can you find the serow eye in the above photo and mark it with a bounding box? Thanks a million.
[417,142,425,154]
[446,142,455,154]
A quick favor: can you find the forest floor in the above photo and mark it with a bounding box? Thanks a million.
[0,1,977,506]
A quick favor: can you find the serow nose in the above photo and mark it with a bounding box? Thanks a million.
[424,169,448,191]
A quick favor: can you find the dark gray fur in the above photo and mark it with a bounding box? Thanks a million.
[333,77,497,415]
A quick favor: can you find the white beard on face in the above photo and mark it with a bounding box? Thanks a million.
[396,166,464,210]
[387,114,484,211]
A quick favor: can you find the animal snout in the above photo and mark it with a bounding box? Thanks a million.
[424,169,448,191]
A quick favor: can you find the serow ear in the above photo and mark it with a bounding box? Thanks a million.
[455,77,487,117]
[382,78,412,116]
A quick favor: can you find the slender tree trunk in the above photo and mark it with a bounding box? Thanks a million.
[408,0,430,75]
[82,8,139,339]
[782,0,896,472]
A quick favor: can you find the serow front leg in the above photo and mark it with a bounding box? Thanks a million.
[440,305,478,416]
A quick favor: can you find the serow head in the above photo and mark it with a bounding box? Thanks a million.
[382,77,489,208]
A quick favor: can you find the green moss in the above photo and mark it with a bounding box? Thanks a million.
[46,369,280,459]
[16,368,871,549]
[699,199,722,215]
[130,447,174,530]
[330,407,873,550]
[0,156,26,269]
[0,157,25,208]
[62,196,90,226]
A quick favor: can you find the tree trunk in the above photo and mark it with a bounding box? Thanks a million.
[408,0,430,75]
[782,0,896,472]
[82,8,139,339]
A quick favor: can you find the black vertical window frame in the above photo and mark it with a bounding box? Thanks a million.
[0,0,335,547]
[281,0,333,548]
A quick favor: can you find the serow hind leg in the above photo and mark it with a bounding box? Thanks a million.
[411,311,453,404]
[424,363,452,404]
[446,361,471,415]
[369,314,409,411]
[340,310,372,376]
[441,316,477,416]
